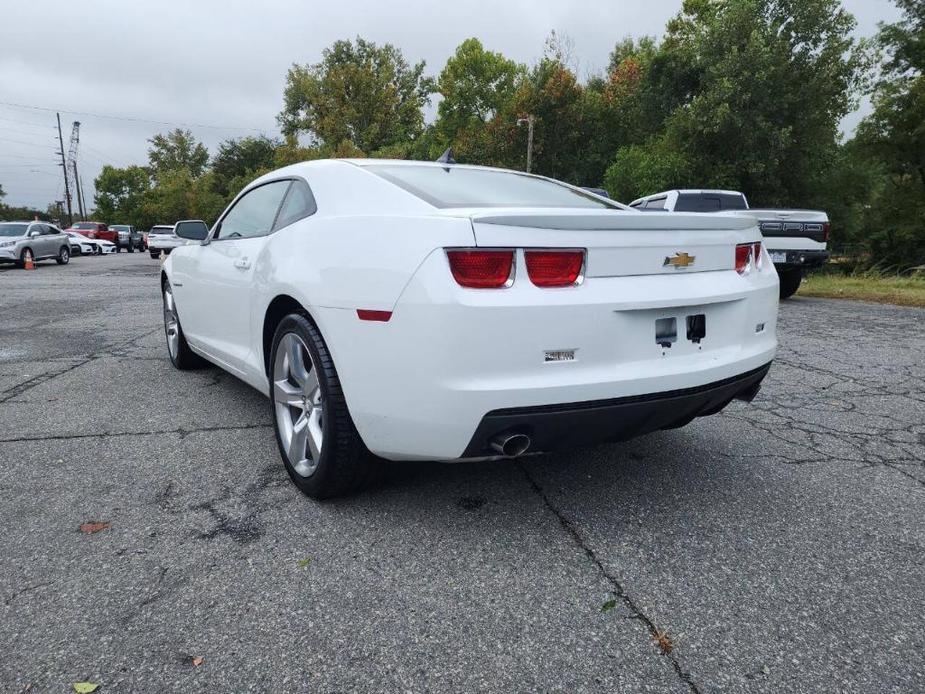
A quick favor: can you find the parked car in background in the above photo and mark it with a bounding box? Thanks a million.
[147,224,184,258]
[65,230,99,255]
[161,159,777,498]
[95,238,118,254]
[67,221,122,249]
[628,189,829,299]
[0,221,71,267]
[110,224,145,252]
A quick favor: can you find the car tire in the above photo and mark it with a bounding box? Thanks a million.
[778,267,802,300]
[269,313,379,499]
[150,251,160,259]
[55,246,70,265]
[17,247,34,269]
[162,279,206,370]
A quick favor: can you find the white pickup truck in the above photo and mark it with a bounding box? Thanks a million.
[628,189,829,299]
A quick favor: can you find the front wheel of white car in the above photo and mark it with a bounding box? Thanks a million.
[270,313,377,499]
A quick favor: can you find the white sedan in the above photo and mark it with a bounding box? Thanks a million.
[95,239,118,254]
[162,159,778,498]
[65,231,97,255]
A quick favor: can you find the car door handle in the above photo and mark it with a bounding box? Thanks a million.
[234,258,251,270]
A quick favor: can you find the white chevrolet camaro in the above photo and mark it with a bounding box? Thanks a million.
[162,159,778,498]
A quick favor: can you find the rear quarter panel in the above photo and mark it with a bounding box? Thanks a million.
[245,212,476,384]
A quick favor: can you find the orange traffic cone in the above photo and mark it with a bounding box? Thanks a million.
[23,254,35,270]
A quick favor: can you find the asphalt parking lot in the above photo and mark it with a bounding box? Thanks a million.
[1,252,923,693]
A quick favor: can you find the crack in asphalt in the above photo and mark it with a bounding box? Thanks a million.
[0,422,273,445]
[518,462,703,694]
[709,307,925,489]
[4,580,55,607]
[0,327,163,404]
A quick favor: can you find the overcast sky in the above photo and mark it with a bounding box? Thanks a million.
[0,0,901,210]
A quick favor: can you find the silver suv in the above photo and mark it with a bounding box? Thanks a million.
[0,221,71,268]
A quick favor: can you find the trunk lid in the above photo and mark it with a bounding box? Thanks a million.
[439,208,757,277]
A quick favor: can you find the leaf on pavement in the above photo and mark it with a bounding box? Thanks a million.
[73,683,99,693]
[600,599,617,613]
[79,522,111,535]
[297,557,312,569]
[191,656,204,667]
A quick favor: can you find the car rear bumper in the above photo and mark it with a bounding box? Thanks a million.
[768,249,829,268]
[311,251,779,461]
[148,237,185,250]
[461,362,770,457]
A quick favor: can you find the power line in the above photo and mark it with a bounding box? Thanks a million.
[0,152,57,161]
[0,114,56,129]
[0,136,58,149]
[0,100,269,133]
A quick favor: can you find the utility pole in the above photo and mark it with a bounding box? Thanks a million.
[56,113,73,227]
[517,115,535,173]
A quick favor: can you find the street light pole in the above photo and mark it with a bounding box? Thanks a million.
[517,115,535,173]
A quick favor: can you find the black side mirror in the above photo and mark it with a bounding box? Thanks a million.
[174,220,210,241]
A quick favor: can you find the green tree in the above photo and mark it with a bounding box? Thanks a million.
[605,0,869,206]
[93,165,153,227]
[212,135,281,195]
[433,38,524,155]
[853,0,925,267]
[147,129,209,178]
[279,37,432,154]
[142,168,196,223]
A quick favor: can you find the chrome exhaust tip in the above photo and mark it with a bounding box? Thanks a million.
[490,433,531,458]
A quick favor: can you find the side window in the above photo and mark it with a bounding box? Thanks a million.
[645,197,666,210]
[216,181,291,240]
[39,224,54,235]
[274,179,317,230]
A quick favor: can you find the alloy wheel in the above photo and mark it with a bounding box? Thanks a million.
[273,332,324,478]
[162,282,180,359]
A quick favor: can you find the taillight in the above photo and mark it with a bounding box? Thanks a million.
[735,243,752,275]
[525,249,585,287]
[446,249,514,288]
[752,241,763,270]
[822,222,830,242]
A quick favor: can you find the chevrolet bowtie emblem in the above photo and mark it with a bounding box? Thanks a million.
[664,252,695,268]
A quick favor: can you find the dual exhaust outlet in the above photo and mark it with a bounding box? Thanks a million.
[490,432,531,458]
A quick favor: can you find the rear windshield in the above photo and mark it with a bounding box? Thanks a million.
[149,226,173,234]
[0,223,28,237]
[365,164,618,209]
[111,225,130,231]
[675,193,748,212]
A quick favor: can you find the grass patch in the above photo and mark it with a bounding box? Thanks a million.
[800,272,925,307]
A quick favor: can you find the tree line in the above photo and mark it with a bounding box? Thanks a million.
[86,0,922,269]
